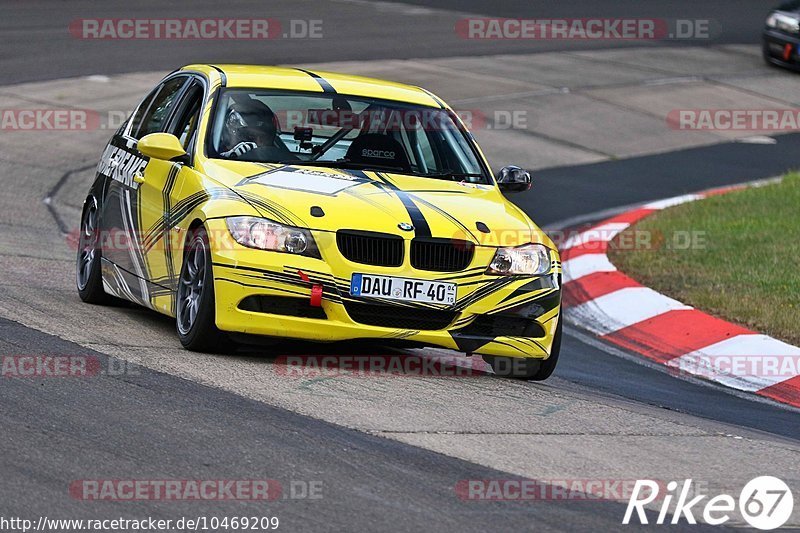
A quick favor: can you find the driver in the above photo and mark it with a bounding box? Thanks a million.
[220,100,279,159]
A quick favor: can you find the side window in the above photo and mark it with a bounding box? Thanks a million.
[168,82,204,150]
[128,87,160,137]
[133,76,187,140]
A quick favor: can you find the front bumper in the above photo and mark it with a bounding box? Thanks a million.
[206,218,562,359]
[763,29,800,71]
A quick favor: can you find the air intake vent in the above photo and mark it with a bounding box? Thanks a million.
[343,302,457,330]
[457,315,546,338]
[336,230,404,267]
[238,296,327,320]
[411,238,474,272]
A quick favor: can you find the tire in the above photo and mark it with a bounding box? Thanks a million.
[76,197,112,304]
[176,226,229,352]
[763,44,778,68]
[483,317,562,380]
[529,317,562,381]
[483,354,541,379]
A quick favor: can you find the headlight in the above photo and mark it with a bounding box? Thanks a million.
[487,243,551,276]
[226,216,319,257]
[766,13,777,27]
[766,12,800,33]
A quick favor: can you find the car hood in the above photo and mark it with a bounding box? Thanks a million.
[202,160,548,247]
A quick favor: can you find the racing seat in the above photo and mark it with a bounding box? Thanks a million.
[344,133,411,172]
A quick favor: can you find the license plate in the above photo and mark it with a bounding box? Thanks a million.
[350,273,456,304]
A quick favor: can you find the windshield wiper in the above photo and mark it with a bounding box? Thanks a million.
[278,160,408,173]
[277,161,486,182]
[417,171,485,182]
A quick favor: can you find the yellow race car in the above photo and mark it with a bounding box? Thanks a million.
[76,64,562,379]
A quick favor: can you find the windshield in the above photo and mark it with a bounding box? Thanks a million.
[208,88,489,183]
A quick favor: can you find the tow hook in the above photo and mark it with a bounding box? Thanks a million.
[297,270,323,307]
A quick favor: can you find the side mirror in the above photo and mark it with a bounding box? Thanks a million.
[496,165,532,193]
[137,133,188,163]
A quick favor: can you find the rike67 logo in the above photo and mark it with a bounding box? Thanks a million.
[624,476,794,529]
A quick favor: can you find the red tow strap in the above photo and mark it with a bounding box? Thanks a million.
[309,285,323,307]
[297,270,323,307]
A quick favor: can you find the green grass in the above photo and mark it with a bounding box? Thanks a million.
[608,173,800,346]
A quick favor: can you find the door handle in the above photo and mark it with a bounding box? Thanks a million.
[133,172,145,184]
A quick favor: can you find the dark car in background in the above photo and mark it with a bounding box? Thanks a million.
[764,1,800,70]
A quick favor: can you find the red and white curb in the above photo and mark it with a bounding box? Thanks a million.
[560,183,800,409]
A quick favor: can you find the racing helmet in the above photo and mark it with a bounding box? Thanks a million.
[222,99,278,150]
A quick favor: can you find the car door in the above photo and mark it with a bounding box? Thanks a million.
[137,78,207,315]
[98,74,189,308]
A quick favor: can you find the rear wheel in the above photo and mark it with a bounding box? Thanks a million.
[483,318,562,380]
[176,227,228,352]
[76,198,111,304]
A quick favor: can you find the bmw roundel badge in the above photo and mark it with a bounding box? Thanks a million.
[398,222,414,231]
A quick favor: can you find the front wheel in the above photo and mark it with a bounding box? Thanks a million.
[77,197,112,304]
[483,318,562,380]
[176,227,228,352]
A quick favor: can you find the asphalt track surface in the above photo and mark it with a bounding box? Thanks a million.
[3,317,707,532]
[0,0,777,85]
[1,1,799,531]
[526,133,800,227]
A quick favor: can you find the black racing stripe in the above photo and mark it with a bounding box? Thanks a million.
[296,68,337,93]
[162,164,180,310]
[513,337,547,353]
[541,314,559,324]
[339,295,443,310]
[486,339,531,356]
[397,193,431,238]
[419,88,446,109]
[449,333,493,354]
[373,173,432,238]
[213,262,342,302]
[453,276,519,311]
[343,169,369,179]
[210,65,227,87]
[407,193,478,242]
[143,190,210,251]
[499,276,559,303]
[283,266,336,281]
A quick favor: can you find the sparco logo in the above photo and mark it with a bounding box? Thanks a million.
[362,149,395,159]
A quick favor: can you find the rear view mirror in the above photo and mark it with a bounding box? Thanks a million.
[496,165,532,193]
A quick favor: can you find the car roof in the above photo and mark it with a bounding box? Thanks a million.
[180,64,443,108]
